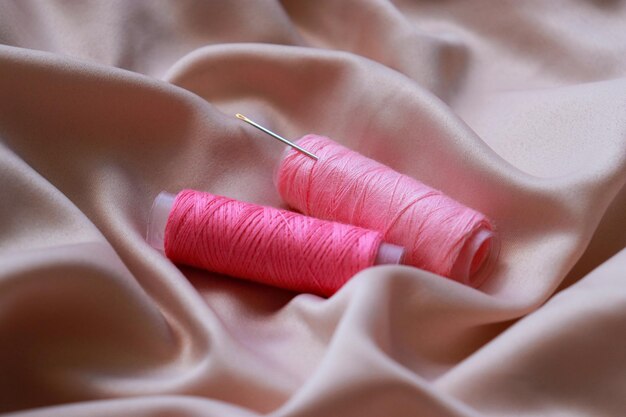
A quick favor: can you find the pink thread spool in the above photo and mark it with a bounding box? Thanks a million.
[276,135,498,288]
[147,190,404,296]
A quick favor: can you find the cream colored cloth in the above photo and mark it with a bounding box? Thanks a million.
[1,1,625,416]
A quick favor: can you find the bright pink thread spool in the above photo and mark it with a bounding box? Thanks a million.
[276,135,498,287]
[147,189,404,296]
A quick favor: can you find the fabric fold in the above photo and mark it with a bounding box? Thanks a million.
[0,1,624,416]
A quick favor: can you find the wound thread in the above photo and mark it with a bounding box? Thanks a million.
[163,189,389,296]
[276,135,497,287]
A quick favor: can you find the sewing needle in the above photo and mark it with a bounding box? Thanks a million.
[235,113,319,161]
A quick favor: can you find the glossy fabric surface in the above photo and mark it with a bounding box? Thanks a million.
[0,1,625,416]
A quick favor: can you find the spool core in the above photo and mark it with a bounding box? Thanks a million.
[450,227,497,287]
[146,192,176,252]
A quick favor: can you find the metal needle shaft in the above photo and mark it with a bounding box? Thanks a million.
[235,113,319,161]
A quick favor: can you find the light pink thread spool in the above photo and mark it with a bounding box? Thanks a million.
[275,135,499,288]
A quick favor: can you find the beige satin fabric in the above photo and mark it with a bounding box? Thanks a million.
[0,1,625,416]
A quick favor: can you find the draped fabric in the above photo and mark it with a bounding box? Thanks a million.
[1,1,625,416]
